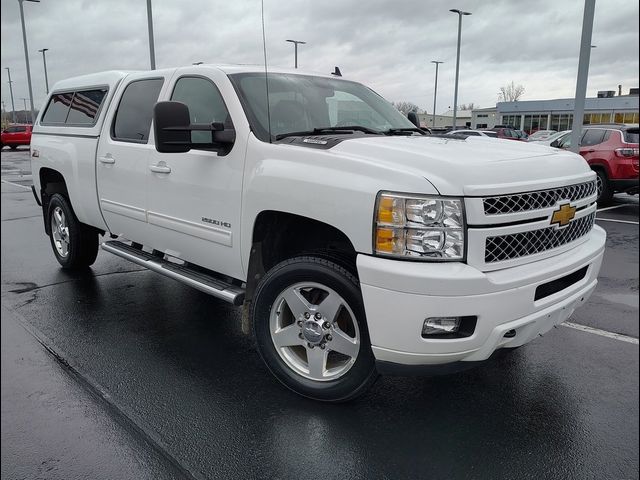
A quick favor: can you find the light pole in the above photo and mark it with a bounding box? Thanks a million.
[449,8,471,130]
[19,0,39,124]
[38,48,49,93]
[146,0,156,70]
[285,39,306,68]
[5,68,16,123]
[569,0,596,154]
[20,98,28,123]
[431,60,443,128]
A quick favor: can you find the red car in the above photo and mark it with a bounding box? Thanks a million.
[552,124,639,203]
[1,124,33,150]
[489,126,527,141]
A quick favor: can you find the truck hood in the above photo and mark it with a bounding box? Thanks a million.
[331,135,593,196]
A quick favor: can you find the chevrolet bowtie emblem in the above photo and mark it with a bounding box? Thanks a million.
[551,203,577,227]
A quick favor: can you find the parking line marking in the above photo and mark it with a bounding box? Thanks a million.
[1,179,32,191]
[562,322,639,345]
[595,217,639,225]
[596,204,634,213]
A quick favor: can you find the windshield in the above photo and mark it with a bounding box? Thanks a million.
[228,72,416,142]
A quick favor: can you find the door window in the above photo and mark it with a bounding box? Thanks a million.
[112,78,164,143]
[581,129,606,146]
[170,76,232,144]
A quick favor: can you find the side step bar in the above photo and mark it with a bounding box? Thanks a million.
[101,241,245,306]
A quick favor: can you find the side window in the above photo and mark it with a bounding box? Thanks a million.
[15,126,27,133]
[581,129,605,146]
[66,89,108,125]
[41,92,74,124]
[112,78,164,143]
[170,76,232,144]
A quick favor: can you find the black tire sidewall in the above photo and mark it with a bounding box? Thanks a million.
[596,169,613,205]
[252,257,377,402]
[47,193,95,269]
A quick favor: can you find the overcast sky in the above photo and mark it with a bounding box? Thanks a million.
[1,0,638,114]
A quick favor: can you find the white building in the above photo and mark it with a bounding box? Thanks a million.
[417,109,472,129]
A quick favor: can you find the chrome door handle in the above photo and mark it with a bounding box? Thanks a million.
[99,155,115,164]
[149,164,171,174]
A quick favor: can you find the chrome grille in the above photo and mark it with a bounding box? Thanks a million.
[485,213,596,263]
[483,181,597,215]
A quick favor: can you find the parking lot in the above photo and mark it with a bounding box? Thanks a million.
[1,146,638,479]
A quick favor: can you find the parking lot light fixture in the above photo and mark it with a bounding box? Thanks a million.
[5,67,17,123]
[449,8,471,130]
[431,61,444,128]
[285,39,306,69]
[38,48,49,94]
[18,0,39,124]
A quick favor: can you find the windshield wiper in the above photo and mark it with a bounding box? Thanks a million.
[383,127,426,136]
[275,126,382,141]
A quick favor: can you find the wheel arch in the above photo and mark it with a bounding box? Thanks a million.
[244,210,359,304]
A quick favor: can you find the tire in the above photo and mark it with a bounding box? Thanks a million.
[595,169,613,205]
[47,193,99,269]
[251,256,378,402]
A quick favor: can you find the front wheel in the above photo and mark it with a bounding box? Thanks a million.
[595,169,613,205]
[47,193,99,269]
[252,256,378,402]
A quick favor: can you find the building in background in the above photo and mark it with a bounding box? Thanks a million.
[417,109,472,129]
[471,106,499,129]
[469,88,639,133]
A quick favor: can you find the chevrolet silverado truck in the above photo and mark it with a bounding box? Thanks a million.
[30,65,606,401]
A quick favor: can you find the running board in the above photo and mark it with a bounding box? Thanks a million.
[101,240,245,306]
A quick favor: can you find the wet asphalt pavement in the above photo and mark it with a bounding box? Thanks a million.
[1,147,638,480]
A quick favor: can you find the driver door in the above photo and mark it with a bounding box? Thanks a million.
[146,71,245,280]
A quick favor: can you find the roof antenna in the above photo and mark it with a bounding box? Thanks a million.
[261,0,272,143]
[331,66,342,77]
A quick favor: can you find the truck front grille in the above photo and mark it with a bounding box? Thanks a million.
[483,180,596,215]
[485,212,596,263]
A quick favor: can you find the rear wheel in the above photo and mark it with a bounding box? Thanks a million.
[595,169,613,205]
[47,193,99,269]
[252,256,378,402]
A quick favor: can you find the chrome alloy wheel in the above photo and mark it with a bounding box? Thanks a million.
[269,282,360,381]
[51,206,70,258]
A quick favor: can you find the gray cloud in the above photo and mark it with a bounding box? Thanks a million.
[1,0,638,114]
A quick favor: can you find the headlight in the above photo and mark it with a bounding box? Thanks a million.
[374,192,465,260]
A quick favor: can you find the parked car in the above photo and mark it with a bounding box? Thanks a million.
[552,124,639,203]
[30,65,605,401]
[531,130,570,146]
[527,130,557,142]
[514,130,529,140]
[489,126,526,141]
[444,129,498,138]
[1,124,32,149]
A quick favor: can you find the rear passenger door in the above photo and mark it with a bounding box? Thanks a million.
[96,73,169,241]
[579,128,609,167]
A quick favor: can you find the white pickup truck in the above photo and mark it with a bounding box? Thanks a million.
[31,65,606,401]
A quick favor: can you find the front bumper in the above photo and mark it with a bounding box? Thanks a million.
[357,225,606,368]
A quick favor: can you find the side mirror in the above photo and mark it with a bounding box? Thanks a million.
[154,101,191,153]
[153,101,237,154]
[407,112,420,128]
[550,140,559,148]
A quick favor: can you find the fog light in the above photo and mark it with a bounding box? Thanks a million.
[422,317,461,335]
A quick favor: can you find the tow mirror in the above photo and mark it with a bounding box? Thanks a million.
[153,101,236,154]
[407,111,420,128]
[154,101,191,153]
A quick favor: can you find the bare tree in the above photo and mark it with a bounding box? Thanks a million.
[498,82,525,102]
[459,102,475,110]
[392,101,423,115]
